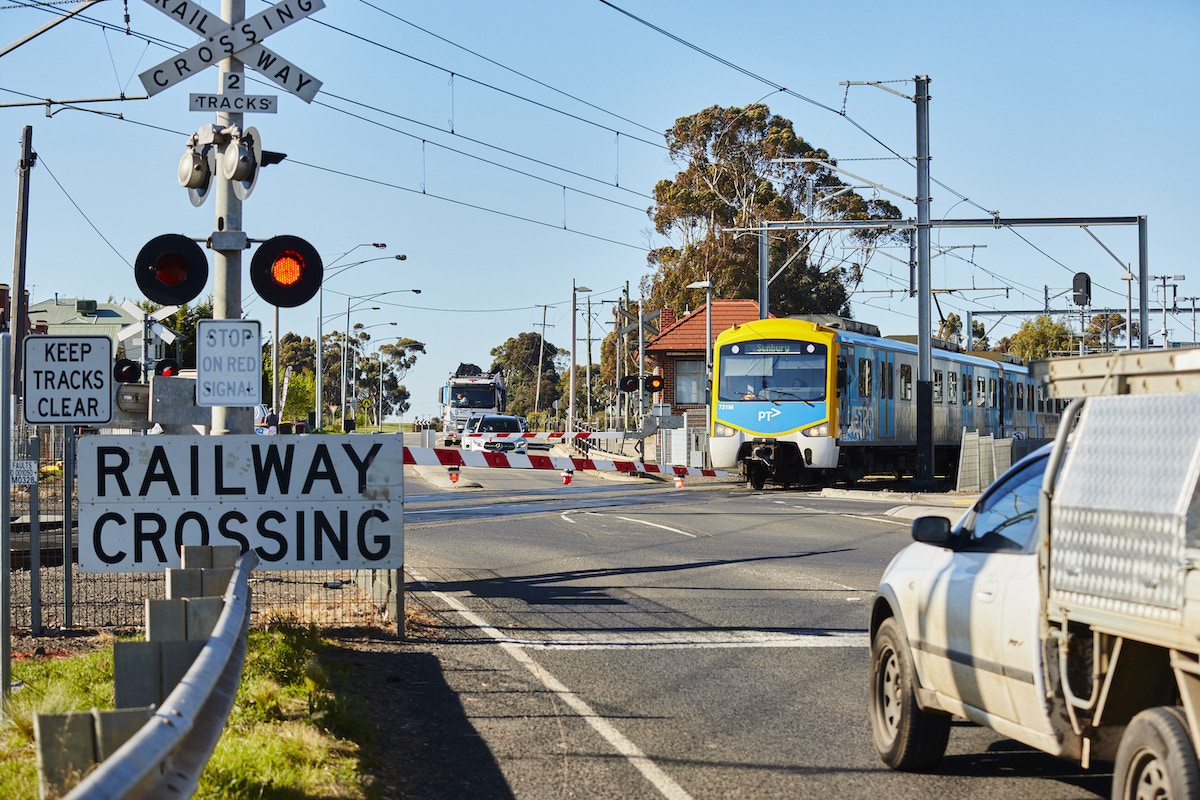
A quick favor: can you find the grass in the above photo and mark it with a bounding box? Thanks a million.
[0,622,384,800]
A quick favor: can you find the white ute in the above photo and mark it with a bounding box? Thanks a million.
[869,349,1200,800]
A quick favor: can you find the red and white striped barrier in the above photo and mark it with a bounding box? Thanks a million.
[402,446,726,478]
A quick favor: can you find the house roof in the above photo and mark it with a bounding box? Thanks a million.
[29,297,137,328]
[646,299,772,354]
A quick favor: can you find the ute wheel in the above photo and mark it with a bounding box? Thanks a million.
[869,617,950,771]
[1114,707,1200,800]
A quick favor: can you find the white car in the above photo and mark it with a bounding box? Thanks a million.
[461,415,528,454]
[869,444,1051,770]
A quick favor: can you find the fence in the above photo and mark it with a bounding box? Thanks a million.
[9,412,400,633]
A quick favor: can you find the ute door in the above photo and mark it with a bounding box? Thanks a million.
[917,455,1047,723]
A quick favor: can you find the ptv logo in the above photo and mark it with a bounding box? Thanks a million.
[758,408,782,422]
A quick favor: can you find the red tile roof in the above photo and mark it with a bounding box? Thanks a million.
[646,299,772,354]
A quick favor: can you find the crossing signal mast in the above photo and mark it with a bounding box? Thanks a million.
[133,0,328,434]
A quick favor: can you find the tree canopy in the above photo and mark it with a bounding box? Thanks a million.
[997,315,1074,360]
[643,104,905,317]
[490,332,564,416]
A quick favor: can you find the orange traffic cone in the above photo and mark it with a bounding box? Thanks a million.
[674,474,685,488]
[449,467,460,484]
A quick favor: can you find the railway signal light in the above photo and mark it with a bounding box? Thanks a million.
[250,236,323,307]
[134,234,209,305]
[114,358,142,383]
[618,375,664,392]
[154,358,181,377]
[1073,272,1091,306]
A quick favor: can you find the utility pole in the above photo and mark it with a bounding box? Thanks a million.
[11,126,33,399]
[914,75,934,489]
[585,295,593,417]
[533,304,551,413]
[211,0,248,435]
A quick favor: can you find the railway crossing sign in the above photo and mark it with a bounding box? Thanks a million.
[139,0,324,103]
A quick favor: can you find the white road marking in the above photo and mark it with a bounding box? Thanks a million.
[497,629,869,650]
[848,514,910,527]
[615,515,696,537]
[409,570,697,800]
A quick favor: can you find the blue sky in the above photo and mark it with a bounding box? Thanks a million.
[3,0,1197,420]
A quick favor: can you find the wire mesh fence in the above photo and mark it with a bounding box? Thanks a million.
[9,414,401,634]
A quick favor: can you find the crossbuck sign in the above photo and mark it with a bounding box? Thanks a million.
[139,0,324,103]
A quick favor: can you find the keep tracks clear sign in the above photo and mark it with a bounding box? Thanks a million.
[77,434,403,572]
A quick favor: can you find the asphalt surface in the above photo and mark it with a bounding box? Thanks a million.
[393,466,1110,800]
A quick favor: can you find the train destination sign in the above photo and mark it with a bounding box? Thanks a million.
[77,435,404,573]
[23,335,113,425]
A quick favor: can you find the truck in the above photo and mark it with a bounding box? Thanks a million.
[870,348,1200,799]
[438,363,506,447]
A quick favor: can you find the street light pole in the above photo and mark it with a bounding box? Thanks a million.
[569,281,592,431]
[686,275,713,385]
[316,243,388,430]
[340,290,420,431]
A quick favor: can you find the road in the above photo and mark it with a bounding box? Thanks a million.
[401,465,1109,799]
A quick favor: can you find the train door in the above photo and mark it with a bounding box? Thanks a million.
[961,365,973,432]
[877,351,895,438]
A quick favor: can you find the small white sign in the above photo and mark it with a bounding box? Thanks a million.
[24,335,113,424]
[196,319,261,407]
[11,460,37,486]
[189,93,278,113]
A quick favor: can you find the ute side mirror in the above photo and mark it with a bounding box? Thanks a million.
[911,516,953,546]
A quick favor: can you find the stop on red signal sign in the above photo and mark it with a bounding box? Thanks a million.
[250,235,322,307]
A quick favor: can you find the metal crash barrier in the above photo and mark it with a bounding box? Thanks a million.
[35,546,258,799]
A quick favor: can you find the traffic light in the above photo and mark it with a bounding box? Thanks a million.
[135,234,209,305]
[1072,272,1091,306]
[154,358,181,377]
[114,358,142,383]
[618,375,664,392]
[250,236,323,307]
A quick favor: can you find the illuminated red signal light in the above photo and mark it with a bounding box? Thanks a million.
[251,236,323,307]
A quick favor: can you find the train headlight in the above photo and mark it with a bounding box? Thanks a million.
[713,423,738,437]
[801,422,829,437]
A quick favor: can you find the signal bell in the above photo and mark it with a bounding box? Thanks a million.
[135,234,209,305]
[250,235,323,307]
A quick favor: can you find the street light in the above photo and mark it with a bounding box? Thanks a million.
[569,280,592,431]
[341,290,421,432]
[316,250,406,430]
[686,275,713,384]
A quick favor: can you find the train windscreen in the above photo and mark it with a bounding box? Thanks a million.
[717,339,827,402]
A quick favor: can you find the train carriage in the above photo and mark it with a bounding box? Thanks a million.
[709,316,1050,489]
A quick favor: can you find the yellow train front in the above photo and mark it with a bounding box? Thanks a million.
[709,317,1050,488]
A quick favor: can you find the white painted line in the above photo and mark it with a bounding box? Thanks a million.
[560,512,578,524]
[497,630,870,650]
[615,515,696,538]
[409,570,696,800]
[847,514,910,527]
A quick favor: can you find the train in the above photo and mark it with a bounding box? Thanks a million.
[708,316,1061,488]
